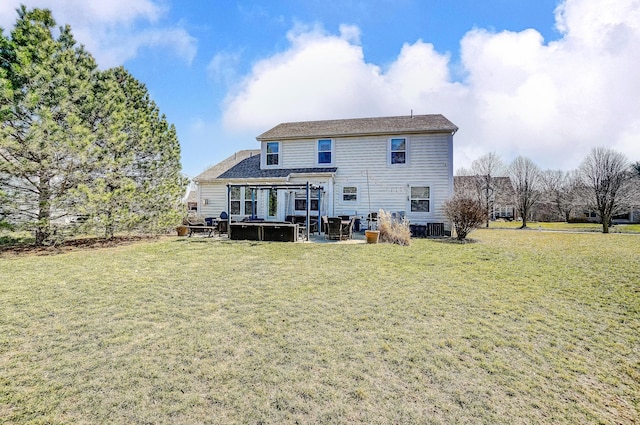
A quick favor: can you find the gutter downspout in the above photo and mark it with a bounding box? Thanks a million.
[227,184,232,238]
[305,181,310,241]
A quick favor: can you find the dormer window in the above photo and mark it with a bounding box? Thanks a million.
[317,139,333,165]
[266,142,279,166]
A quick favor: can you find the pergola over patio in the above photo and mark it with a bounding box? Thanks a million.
[226,182,324,241]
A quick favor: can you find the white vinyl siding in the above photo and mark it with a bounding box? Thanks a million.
[331,133,450,226]
[197,183,229,218]
[198,183,264,219]
[247,131,452,229]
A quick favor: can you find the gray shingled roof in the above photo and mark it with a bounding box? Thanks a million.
[185,189,197,203]
[193,149,260,182]
[256,114,457,141]
[218,154,337,179]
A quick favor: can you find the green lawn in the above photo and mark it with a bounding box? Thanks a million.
[489,220,640,233]
[1,230,638,424]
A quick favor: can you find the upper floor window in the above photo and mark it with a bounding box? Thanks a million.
[389,137,407,165]
[410,186,430,212]
[317,139,333,164]
[342,186,357,202]
[266,142,279,166]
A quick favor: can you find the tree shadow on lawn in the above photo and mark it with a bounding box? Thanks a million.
[0,235,158,257]
[431,236,479,244]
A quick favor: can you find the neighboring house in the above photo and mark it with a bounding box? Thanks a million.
[613,210,640,223]
[185,190,198,212]
[582,209,640,224]
[454,175,516,220]
[193,115,458,232]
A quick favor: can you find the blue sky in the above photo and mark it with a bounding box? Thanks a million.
[2,0,639,177]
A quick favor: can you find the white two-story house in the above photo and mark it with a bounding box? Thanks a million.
[193,114,458,233]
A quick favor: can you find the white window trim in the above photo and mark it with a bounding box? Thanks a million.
[294,189,320,212]
[408,184,431,214]
[262,141,281,168]
[243,188,258,217]
[341,185,358,203]
[388,137,409,166]
[230,186,242,215]
[231,187,259,217]
[316,138,334,166]
[266,188,278,219]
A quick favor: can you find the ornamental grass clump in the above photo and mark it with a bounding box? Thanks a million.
[378,209,411,245]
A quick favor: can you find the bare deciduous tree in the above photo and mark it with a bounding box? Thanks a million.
[540,169,581,222]
[509,156,542,229]
[579,147,631,233]
[470,152,506,227]
[455,166,472,176]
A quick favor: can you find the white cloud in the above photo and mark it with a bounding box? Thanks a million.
[207,51,243,85]
[223,24,465,131]
[338,24,361,45]
[222,0,640,170]
[222,24,389,128]
[0,0,196,67]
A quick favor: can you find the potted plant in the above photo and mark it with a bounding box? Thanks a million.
[365,229,379,244]
[176,215,191,236]
[176,224,188,236]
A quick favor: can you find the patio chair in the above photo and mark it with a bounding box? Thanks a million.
[326,217,343,240]
[308,217,319,234]
[185,214,214,237]
[217,219,228,235]
[367,212,378,230]
[341,216,355,239]
[321,215,329,237]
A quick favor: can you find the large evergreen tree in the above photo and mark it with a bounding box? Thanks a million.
[1,7,185,244]
[0,7,98,244]
[76,67,184,239]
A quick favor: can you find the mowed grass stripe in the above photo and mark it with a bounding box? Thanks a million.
[1,230,638,424]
